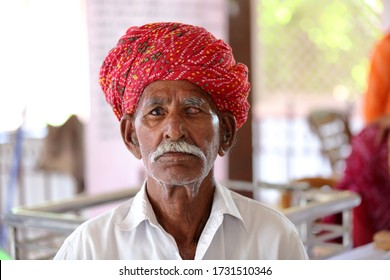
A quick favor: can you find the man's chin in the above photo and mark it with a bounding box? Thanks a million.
[155,176,201,186]
[149,171,205,187]
[146,161,209,187]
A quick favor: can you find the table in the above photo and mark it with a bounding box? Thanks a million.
[328,243,390,260]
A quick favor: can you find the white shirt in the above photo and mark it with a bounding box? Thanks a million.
[54,182,308,260]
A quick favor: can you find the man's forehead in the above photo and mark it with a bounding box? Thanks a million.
[138,80,215,107]
[143,80,204,94]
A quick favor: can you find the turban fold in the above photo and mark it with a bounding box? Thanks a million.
[99,22,250,129]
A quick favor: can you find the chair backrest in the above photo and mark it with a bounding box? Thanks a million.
[308,109,352,176]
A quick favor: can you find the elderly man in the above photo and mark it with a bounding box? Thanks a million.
[54,22,308,260]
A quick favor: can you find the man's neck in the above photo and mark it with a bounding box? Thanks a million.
[145,176,215,259]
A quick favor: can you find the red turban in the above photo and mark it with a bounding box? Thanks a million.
[99,22,250,129]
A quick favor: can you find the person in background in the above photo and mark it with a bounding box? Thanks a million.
[331,116,390,247]
[363,33,390,124]
[54,22,308,260]
[326,33,390,248]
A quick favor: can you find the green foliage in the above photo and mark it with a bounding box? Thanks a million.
[257,0,383,99]
[0,249,12,260]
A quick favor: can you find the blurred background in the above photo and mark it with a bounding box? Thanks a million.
[0,0,388,259]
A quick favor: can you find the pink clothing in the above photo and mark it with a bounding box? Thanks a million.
[334,124,390,247]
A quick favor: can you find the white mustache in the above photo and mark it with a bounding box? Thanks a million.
[150,140,206,163]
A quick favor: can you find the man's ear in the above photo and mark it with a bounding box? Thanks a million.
[218,112,237,156]
[120,114,142,159]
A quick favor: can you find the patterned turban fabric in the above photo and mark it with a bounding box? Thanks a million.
[99,22,250,129]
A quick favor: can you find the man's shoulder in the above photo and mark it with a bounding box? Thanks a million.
[54,195,140,259]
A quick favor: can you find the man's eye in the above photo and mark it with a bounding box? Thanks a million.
[186,107,201,114]
[150,107,164,116]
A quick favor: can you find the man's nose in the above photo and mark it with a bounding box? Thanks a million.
[163,111,188,141]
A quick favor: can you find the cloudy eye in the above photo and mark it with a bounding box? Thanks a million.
[185,107,201,115]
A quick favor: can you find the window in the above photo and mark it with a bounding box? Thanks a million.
[253,0,383,182]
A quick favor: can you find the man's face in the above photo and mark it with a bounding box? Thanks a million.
[132,80,222,187]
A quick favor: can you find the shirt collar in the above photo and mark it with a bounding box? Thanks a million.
[115,181,159,231]
[212,182,245,224]
[115,181,246,232]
